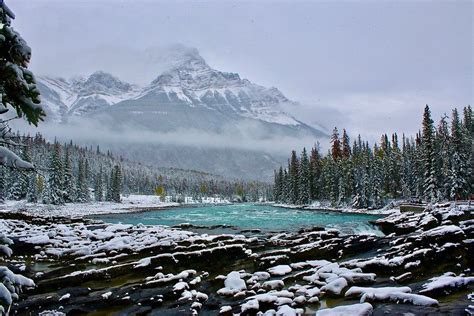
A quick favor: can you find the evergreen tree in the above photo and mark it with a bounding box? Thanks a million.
[421,105,437,202]
[26,174,38,203]
[297,148,310,205]
[45,142,64,205]
[106,170,113,202]
[331,127,342,160]
[309,144,322,200]
[0,166,6,203]
[435,115,451,199]
[462,106,473,196]
[94,166,104,201]
[289,151,299,204]
[283,168,290,203]
[76,157,89,202]
[371,156,384,208]
[111,165,122,202]
[449,108,469,199]
[278,106,472,207]
[273,169,281,202]
[63,147,75,202]
[341,129,351,159]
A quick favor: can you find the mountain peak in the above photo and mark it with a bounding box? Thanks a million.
[80,71,132,94]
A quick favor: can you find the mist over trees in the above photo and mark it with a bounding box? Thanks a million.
[274,105,473,208]
[0,133,272,204]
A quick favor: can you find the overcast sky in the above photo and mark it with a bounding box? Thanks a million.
[10,0,473,141]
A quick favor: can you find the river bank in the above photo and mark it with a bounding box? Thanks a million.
[0,202,473,315]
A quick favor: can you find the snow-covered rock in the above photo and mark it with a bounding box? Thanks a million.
[217,271,247,296]
[420,273,474,296]
[345,286,438,306]
[316,302,373,316]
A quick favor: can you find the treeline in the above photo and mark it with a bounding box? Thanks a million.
[274,105,473,208]
[0,133,271,204]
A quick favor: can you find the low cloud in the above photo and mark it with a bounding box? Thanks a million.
[13,116,326,156]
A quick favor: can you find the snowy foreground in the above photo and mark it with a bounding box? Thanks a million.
[0,202,473,315]
[0,194,233,218]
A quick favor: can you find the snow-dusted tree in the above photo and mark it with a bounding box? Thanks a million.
[309,144,322,200]
[371,156,384,208]
[63,146,75,202]
[327,157,339,205]
[94,165,104,201]
[7,146,32,200]
[297,148,310,205]
[273,169,280,202]
[283,168,290,203]
[449,108,469,199]
[44,142,64,205]
[0,166,5,203]
[76,156,89,202]
[0,1,44,177]
[289,151,299,204]
[26,173,38,202]
[0,2,39,311]
[462,106,473,197]
[434,115,451,199]
[330,127,342,160]
[106,169,113,201]
[111,165,122,202]
[448,151,467,200]
[388,133,402,197]
[421,105,437,202]
[341,129,351,159]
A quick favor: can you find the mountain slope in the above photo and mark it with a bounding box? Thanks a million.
[37,71,141,122]
[36,46,327,180]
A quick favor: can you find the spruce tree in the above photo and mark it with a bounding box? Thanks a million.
[45,142,64,205]
[435,115,451,199]
[298,148,310,205]
[421,105,437,202]
[331,127,342,160]
[95,166,104,201]
[341,129,351,159]
[283,168,290,203]
[462,106,473,196]
[309,145,322,200]
[111,165,122,202]
[26,174,38,203]
[449,108,469,199]
[63,147,75,202]
[76,157,89,202]
[0,166,5,203]
[371,156,384,208]
[277,167,284,203]
[289,151,299,204]
[273,169,281,202]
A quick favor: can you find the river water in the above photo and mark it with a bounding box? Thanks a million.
[95,204,384,235]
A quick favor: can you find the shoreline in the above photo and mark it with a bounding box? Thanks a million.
[0,202,472,315]
[269,202,399,216]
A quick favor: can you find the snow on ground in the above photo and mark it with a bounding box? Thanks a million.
[1,201,472,314]
[0,195,179,218]
[0,218,196,259]
[0,195,236,218]
[273,201,399,215]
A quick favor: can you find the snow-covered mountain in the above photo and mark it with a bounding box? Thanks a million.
[37,71,141,122]
[36,46,327,180]
[38,46,317,131]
